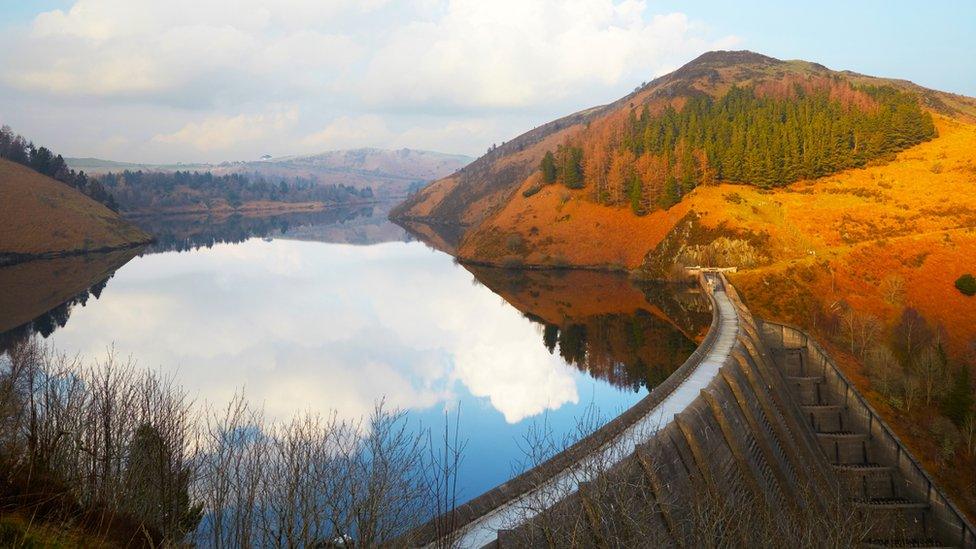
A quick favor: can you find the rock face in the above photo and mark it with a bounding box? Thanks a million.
[0,158,151,264]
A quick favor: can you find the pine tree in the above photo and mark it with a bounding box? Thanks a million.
[560,146,584,189]
[943,364,974,426]
[540,151,557,184]
[538,80,935,212]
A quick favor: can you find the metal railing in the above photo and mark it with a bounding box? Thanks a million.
[761,320,975,548]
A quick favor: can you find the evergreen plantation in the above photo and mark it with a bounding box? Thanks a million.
[537,81,937,214]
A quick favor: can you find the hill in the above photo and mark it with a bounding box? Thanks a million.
[393,50,975,235]
[68,148,472,199]
[0,158,151,263]
[394,50,976,519]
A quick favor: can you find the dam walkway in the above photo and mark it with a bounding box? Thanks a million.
[406,273,975,548]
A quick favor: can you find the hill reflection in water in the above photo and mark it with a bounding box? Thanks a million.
[0,249,139,352]
[136,202,408,254]
[465,266,711,392]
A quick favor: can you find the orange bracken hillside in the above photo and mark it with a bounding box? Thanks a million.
[394,50,976,520]
[0,158,150,261]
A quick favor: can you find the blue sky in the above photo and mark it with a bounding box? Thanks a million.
[0,1,972,163]
[656,1,976,97]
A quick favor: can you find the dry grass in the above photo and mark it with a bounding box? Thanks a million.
[0,512,112,548]
[0,159,149,256]
[461,183,693,269]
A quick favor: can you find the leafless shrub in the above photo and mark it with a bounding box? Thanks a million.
[865,345,901,399]
[879,274,905,306]
[835,301,881,359]
[1,339,200,543]
[2,338,459,547]
[962,415,976,456]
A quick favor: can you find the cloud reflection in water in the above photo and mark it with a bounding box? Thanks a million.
[49,238,581,424]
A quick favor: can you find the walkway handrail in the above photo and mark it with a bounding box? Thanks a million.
[405,273,727,546]
[761,320,976,547]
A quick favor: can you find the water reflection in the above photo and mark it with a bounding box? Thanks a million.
[0,241,708,427]
[0,249,139,351]
[0,209,709,498]
[467,266,711,392]
[136,203,407,254]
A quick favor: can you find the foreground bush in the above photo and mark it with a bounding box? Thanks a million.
[0,339,459,546]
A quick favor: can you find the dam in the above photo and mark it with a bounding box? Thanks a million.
[405,272,976,548]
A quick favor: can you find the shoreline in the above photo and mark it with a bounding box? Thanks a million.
[0,239,154,267]
[123,197,404,219]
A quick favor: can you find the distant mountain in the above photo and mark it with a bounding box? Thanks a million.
[67,148,472,198]
[64,157,213,173]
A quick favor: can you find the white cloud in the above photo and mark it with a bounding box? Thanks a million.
[153,108,298,152]
[5,0,366,104]
[359,1,738,111]
[0,0,737,161]
[302,114,500,153]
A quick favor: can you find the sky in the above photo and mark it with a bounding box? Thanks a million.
[1,0,973,163]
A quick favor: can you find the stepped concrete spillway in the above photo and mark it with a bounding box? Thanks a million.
[406,272,975,548]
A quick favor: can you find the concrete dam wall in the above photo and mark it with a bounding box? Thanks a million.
[406,274,975,548]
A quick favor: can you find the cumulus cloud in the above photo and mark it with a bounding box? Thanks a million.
[0,0,737,161]
[360,1,737,112]
[302,114,500,153]
[154,108,298,152]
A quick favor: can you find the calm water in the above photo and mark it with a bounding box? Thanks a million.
[0,205,709,501]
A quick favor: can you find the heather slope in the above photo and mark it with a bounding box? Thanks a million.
[394,50,976,519]
[392,50,975,236]
[0,158,151,261]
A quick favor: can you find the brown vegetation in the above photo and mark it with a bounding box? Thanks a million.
[395,51,976,526]
[0,339,462,547]
[0,159,150,262]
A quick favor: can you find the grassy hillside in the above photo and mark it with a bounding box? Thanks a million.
[392,51,975,230]
[0,158,150,261]
[396,50,976,520]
